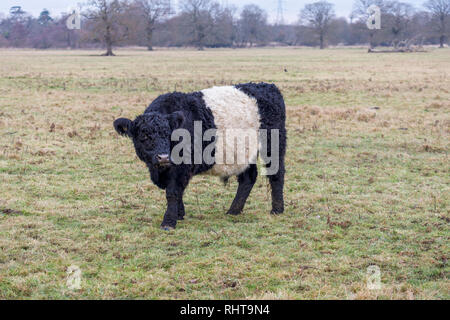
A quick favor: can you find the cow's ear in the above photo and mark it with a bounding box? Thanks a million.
[114,118,133,137]
[168,111,185,130]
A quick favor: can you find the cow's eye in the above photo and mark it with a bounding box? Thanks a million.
[140,135,149,142]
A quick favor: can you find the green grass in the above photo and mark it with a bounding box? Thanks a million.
[0,47,448,299]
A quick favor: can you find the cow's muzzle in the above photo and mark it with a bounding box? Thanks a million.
[157,154,171,167]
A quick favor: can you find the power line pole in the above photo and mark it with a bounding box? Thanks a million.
[276,0,285,25]
[170,0,178,15]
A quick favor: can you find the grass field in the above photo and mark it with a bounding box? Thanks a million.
[0,47,448,300]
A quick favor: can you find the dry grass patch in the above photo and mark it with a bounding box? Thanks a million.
[0,48,449,299]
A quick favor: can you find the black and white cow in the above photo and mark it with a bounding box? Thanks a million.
[114,82,286,230]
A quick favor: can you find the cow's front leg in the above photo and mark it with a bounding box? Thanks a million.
[161,174,189,230]
[161,187,180,230]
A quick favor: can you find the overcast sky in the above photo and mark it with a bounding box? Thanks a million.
[0,0,427,23]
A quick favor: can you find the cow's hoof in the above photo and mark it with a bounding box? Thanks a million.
[177,216,185,221]
[161,226,175,231]
[270,210,284,215]
[226,209,242,216]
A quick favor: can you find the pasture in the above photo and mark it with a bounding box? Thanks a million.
[0,48,448,299]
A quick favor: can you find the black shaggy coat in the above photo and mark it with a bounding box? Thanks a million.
[114,82,286,229]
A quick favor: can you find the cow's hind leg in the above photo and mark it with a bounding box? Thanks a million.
[227,164,258,216]
[268,158,285,214]
[177,197,185,220]
[265,127,286,215]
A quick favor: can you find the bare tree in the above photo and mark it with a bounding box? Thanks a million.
[32,9,54,49]
[238,4,267,47]
[37,9,53,25]
[385,1,415,48]
[300,1,335,49]
[180,0,213,50]
[9,6,27,21]
[208,3,236,47]
[84,0,124,56]
[0,0,447,49]
[134,0,171,50]
[6,6,31,47]
[424,0,450,47]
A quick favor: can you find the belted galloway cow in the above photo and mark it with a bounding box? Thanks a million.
[114,82,286,230]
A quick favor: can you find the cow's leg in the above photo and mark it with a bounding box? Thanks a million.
[177,195,186,220]
[264,127,286,215]
[161,174,189,230]
[177,176,191,220]
[227,164,258,215]
[161,188,181,230]
[268,158,285,214]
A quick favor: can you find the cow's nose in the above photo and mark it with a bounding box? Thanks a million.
[157,154,171,165]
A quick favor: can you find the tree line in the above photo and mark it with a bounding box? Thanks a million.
[0,0,449,54]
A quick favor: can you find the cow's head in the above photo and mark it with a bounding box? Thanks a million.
[114,111,185,168]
